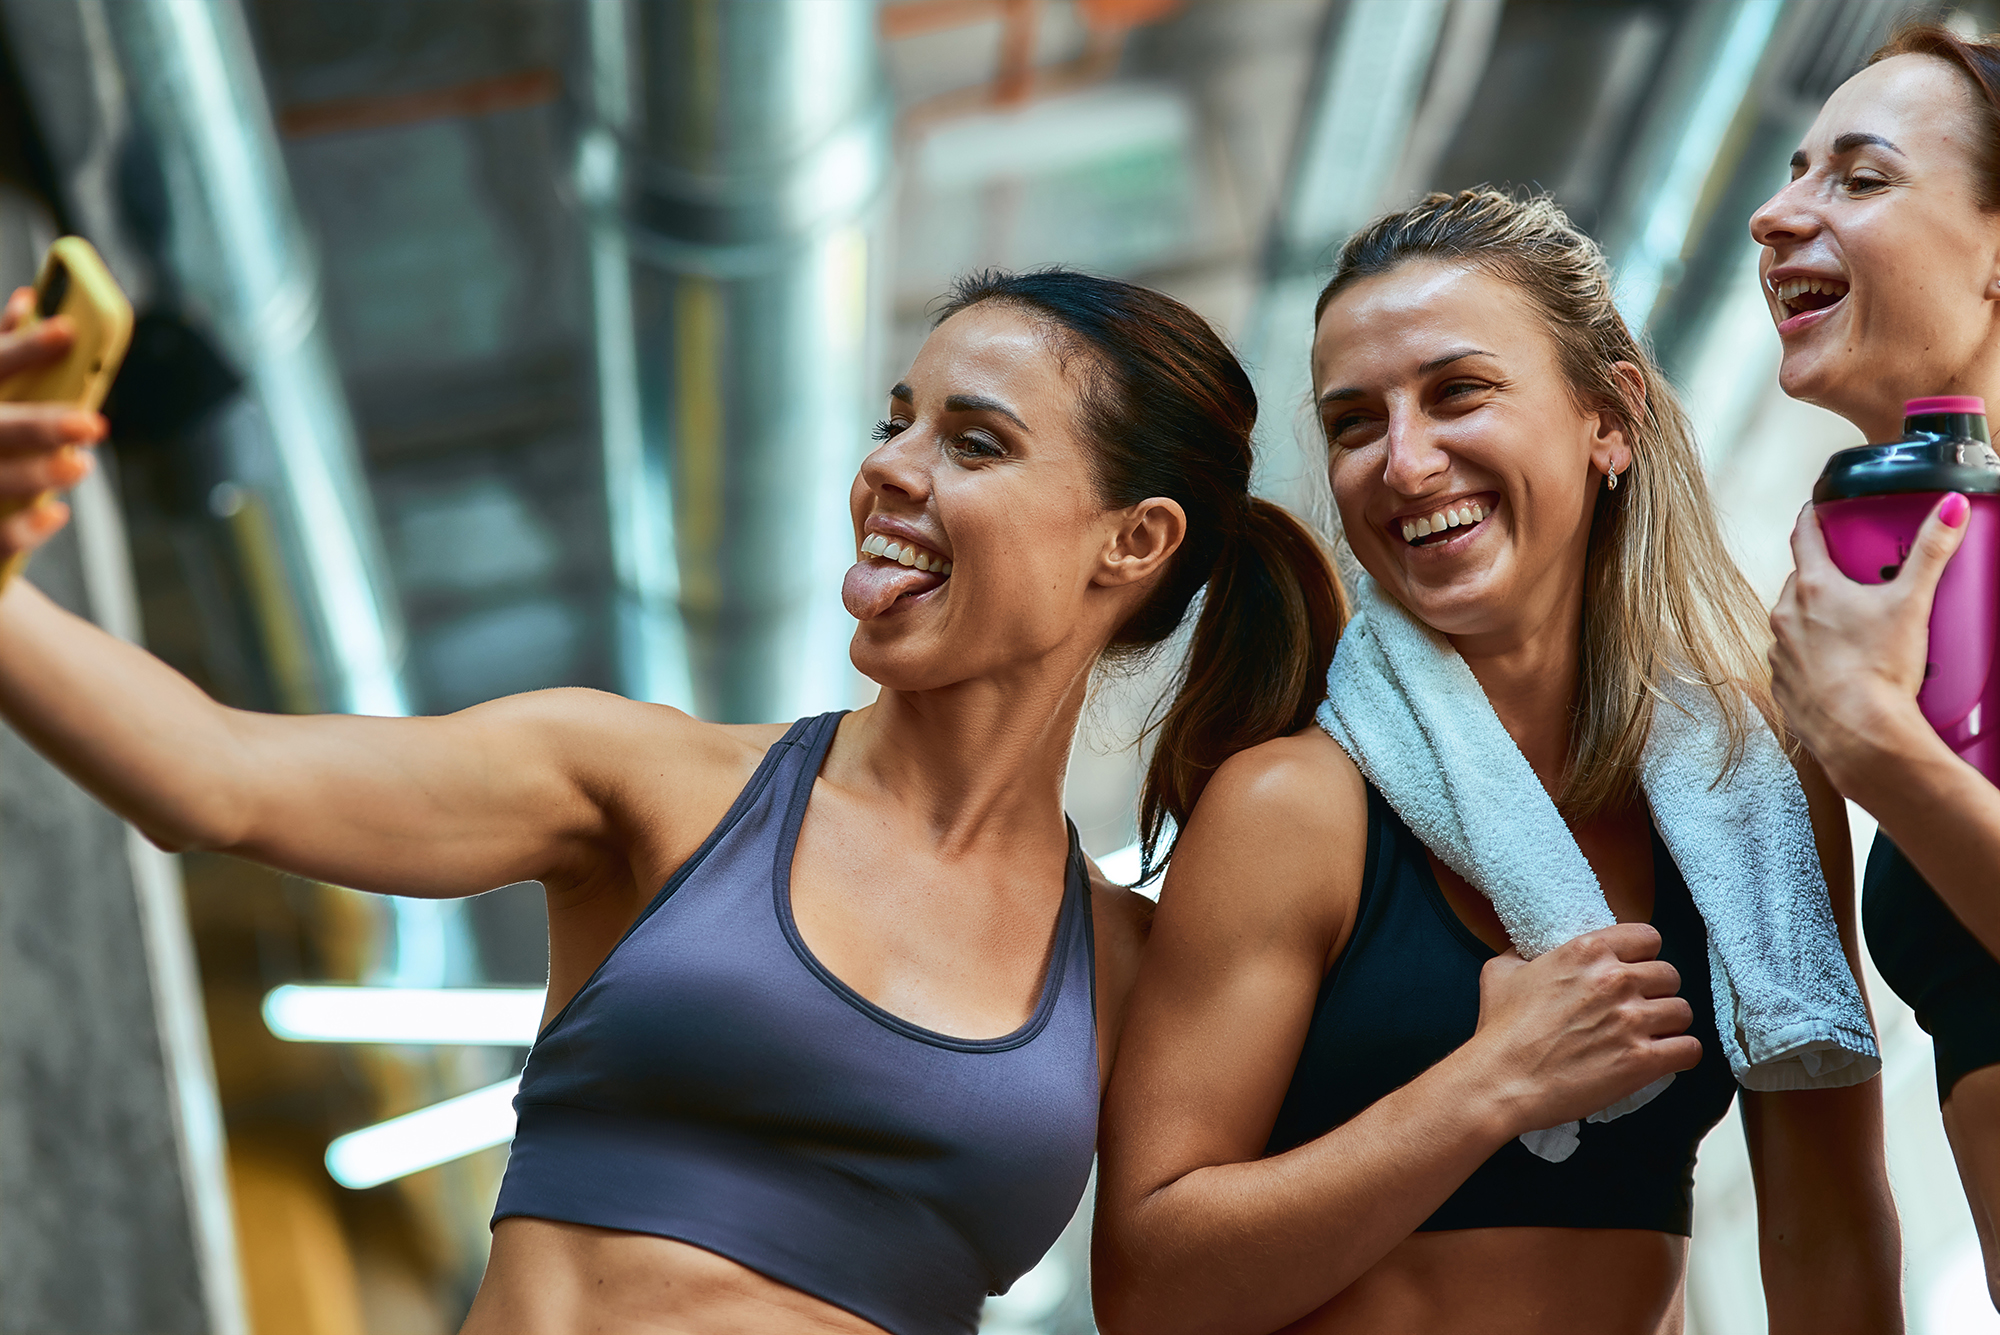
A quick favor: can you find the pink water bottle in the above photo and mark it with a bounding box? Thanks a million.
[1814,396,2000,784]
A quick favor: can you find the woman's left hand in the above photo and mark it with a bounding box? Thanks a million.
[1769,494,1968,793]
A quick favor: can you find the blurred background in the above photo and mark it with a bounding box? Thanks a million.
[0,0,1992,1331]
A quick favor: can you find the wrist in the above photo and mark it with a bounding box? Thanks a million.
[1441,1036,1537,1146]
[1817,695,1941,802]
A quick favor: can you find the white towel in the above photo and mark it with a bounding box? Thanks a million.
[1317,576,1880,1162]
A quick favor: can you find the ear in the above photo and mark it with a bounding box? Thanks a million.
[1094,496,1187,588]
[1589,361,1646,478]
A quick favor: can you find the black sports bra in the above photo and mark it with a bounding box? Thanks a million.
[1263,782,1737,1234]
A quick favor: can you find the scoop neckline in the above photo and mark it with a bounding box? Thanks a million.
[771,713,1083,1054]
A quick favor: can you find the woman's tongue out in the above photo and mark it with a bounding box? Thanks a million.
[842,558,948,620]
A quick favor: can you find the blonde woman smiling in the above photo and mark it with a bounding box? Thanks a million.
[1095,191,1900,1335]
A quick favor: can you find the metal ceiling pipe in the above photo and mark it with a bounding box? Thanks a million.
[100,0,409,718]
[587,0,890,722]
[10,0,413,719]
[1240,0,1454,516]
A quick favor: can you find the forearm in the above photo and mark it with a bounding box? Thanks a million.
[1095,1050,1516,1335]
[0,577,257,849]
[1827,701,2000,955]
[1746,1086,1904,1335]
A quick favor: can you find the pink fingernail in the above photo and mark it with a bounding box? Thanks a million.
[1942,493,1971,528]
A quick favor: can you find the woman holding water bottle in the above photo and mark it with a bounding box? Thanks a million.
[1755,22,2000,1307]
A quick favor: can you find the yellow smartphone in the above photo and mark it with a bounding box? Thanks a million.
[0,236,134,583]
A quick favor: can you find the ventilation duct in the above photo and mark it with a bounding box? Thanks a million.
[583,0,890,722]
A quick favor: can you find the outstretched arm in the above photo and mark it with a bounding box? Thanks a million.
[0,283,744,903]
[1772,496,2000,954]
[0,576,727,899]
[1091,731,1702,1335]
[1745,755,1902,1334]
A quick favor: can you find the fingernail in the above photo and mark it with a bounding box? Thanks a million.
[1942,493,1971,528]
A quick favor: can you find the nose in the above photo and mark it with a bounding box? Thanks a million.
[1750,175,1819,251]
[1380,404,1450,496]
[856,425,933,509]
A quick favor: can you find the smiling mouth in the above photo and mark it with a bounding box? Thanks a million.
[1772,276,1849,322]
[1398,499,1488,548]
[859,532,952,576]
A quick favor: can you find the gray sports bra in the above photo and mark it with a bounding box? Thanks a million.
[493,712,1099,1335]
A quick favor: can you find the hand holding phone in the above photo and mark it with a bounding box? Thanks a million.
[0,237,132,584]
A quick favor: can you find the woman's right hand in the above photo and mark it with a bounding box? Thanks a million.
[0,285,105,557]
[1470,923,1702,1136]
[1769,495,1968,796]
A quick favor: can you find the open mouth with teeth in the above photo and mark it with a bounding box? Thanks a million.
[1772,275,1849,323]
[1398,499,1489,547]
[859,532,952,575]
[843,530,955,620]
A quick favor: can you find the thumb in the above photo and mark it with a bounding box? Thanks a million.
[1788,501,1835,575]
[1896,493,1973,606]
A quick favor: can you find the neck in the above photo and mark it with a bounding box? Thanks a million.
[1447,585,1584,798]
[1855,337,2000,443]
[832,652,1094,859]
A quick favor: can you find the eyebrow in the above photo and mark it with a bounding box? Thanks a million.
[945,393,1031,430]
[1793,131,1906,169]
[886,384,1032,431]
[1317,347,1493,405]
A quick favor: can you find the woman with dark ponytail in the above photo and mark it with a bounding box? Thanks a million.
[925,273,1349,891]
[1094,191,1900,1334]
[0,267,1336,1334]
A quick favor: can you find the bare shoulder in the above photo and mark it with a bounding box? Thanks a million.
[475,687,785,788]
[1199,725,1366,831]
[481,690,802,873]
[1165,726,1368,937]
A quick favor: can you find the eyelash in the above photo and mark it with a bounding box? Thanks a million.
[869,419,1005,459]
[1326,381,1487,439]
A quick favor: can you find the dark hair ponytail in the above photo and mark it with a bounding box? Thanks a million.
[935,269,1348,883]
[1139,497,1343,878]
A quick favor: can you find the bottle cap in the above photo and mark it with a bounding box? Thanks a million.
[1817,398,2000,501]
[1905,395,1987,415]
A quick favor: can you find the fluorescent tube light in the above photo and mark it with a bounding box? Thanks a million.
[262,985,544,1046]
[324,1076,521,1189]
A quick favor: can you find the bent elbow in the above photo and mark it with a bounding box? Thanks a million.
[1089,1245,1195,1335]
[134,817,222,856]
[132,794,252,857]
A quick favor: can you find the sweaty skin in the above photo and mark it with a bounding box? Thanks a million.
[1755,49,2000,1310]
[1093,263,1898,1335]
[0,301,1163,1335]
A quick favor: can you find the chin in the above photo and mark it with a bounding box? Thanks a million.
[1777,348,1846,410]
[848,631,959,694]
[1384,563,1512,638]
